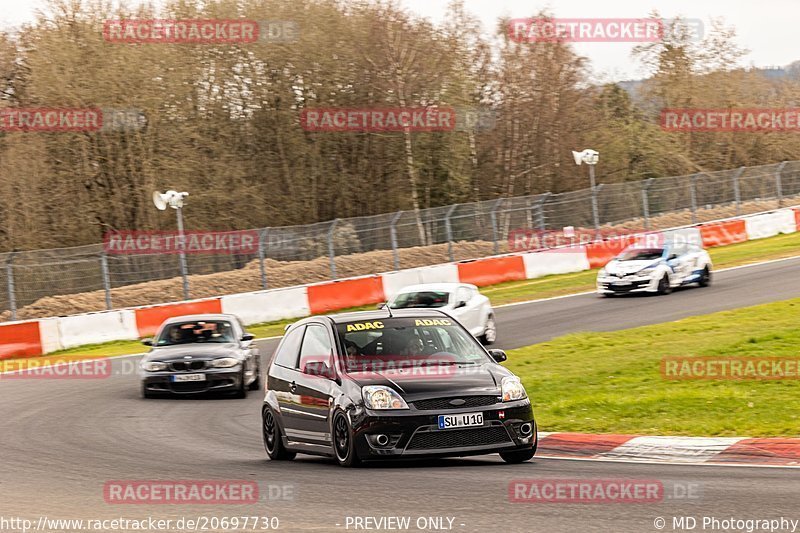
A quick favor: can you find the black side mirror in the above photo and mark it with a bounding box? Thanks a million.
[141,338,153,346]
[377,303,387,310]
[241,333,255,342]
[488,349,507,363]
[303,361,335,380]
[454,300,467,309]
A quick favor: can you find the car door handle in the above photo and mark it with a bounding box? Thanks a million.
[289,381,297,393]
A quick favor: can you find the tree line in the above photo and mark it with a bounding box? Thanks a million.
[0,0,798,252]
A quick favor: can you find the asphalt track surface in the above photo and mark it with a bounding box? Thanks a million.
[2,257,800,532]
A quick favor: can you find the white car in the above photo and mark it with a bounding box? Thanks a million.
[386,283,496,344]
[597,243,712,296]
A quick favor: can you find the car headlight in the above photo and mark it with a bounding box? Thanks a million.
[211,357,240,368]
[362,386,409,410]
[598,268,607,276]
[501,376,527,402]
[637,266,657,275]
[141,361,167,372]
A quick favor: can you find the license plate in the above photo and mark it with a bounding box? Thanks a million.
[171,373,206,382]
[438,412,484,430]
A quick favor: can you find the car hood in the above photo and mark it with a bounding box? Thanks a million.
[605,259,660,275]
[144,343,240,362]
[346,363,509,397]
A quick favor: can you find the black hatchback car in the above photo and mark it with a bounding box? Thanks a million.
[139,314,260,398]
[261,309,536,467]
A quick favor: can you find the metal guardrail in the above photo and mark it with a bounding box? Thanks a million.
[1,161,798,320]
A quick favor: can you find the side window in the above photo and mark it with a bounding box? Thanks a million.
[299,325,334,371]
[273,325,306,369]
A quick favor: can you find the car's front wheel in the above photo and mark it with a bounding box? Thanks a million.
[263,408,295,461]
[248,360,262,391]
[480,315,497,345]
[232,369,248,398]
[656,274,672,295]
[332,412,361,467]
[500,446,536,464]
[698,267,711,287]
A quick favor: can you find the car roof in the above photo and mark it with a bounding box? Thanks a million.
[160,314,238,325]
[391,283,473,293]
[328,308,451,324]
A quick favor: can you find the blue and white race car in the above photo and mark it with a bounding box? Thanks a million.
[596,243,712,296]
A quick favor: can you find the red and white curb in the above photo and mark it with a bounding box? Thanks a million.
[537,432,800,467]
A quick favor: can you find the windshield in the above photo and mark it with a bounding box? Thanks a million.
[335,317,489,371]
[389,291,450,309]
[156,320,236,346]
[617,248,664,261]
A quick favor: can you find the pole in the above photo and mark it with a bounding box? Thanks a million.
[100,251,112,310]
[258,228,268,290]
[389,211,402,271]
[444,204,458,262]
[589,164,600,231]
[642,178,654,230]
[328,219,339,279]
[490,199,504,255]
[776,161,787,207]
[175,206,190,300]
[536,193,550,231]
[6,253,16,321]
[689,174,698,225]
[732,167,744,215]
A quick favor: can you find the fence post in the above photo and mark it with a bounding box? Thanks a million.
[328,219,339,280]
[535,193,551,231]
[100,251,112,310]
[689,174,698,225]
[389,211,402,270]
[732,167,744,215]
[445,204,458,262]
[6,253,16,321]
[490,198,504,255]
[258,228,268,290]
[641,179,654,230]
[776,161,788,207]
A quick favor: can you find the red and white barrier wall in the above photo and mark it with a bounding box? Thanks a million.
[2,206,799,359]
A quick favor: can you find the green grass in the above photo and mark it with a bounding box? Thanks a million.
[6,230,800,363]
[505,298,800,437]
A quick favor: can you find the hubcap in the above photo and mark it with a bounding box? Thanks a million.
[334,416,349,460]
[263,412,276,452]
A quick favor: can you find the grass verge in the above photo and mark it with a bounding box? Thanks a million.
[4,231,800,364]
[505,298,800,437]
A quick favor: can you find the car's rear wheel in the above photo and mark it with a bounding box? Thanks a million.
[698,267,711,287]
[657,274,672,295]
[480,315,497,345]
[263,408,295,461]
[332,412,360,467]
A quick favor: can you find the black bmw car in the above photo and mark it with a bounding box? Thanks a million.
[139,314,260,398]
[262,309,536,466]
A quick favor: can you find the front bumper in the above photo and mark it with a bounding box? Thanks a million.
[597,274,658,294]
[141,367,242,395]
[350,400,536,460]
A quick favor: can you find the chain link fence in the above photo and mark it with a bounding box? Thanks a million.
[1,161,799,321]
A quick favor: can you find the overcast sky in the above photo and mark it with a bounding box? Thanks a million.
[3,0,797,81]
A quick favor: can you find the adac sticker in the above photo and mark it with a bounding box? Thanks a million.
[346,321,384,332]
[414,318,452,327]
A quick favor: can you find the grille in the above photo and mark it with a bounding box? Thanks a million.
[170,381,209,393]
[413,396,498,411]
[169,360,207,372]
[605,280,649,292]
[407,426,511,450]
